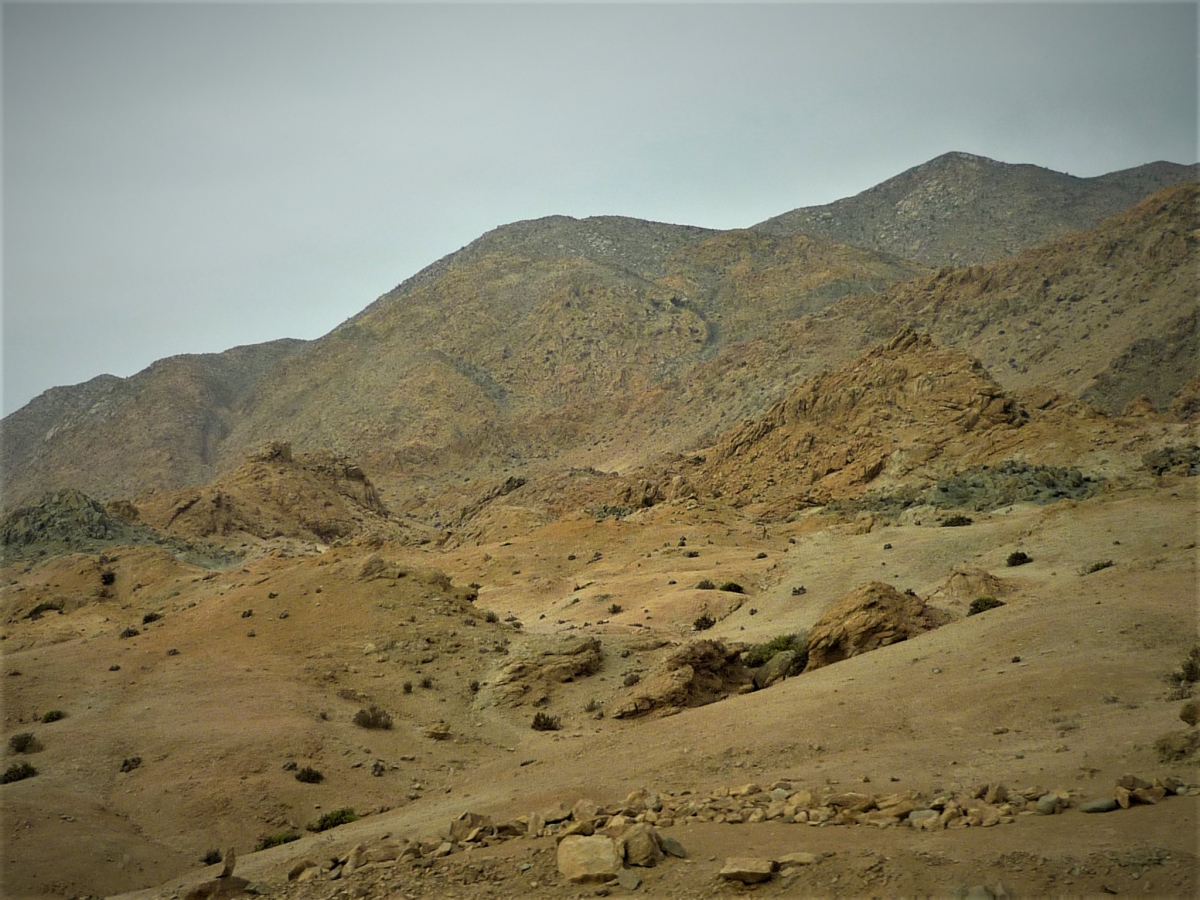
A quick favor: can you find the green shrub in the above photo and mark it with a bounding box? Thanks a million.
[8,732,37,753]
[607,603,623,615]
[968,597,1005,616]
[484,610,499,624]
[255,831,300,850]
[693,613,716,632]
[695,579,715,590]
[2,762,37,784]
[352,706,393,730]
[308,808,357,832]
[294,766,323,784]
[1167,646,1200,689]
[531,712,561,731]
[941,515,973,527]
[40,710,66,724]
[1080,559,1114,575]
[719,582,745,594]
[1006,551,1032,567]
[742,633,808,670]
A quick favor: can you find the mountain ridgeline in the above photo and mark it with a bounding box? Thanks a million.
[2,152,1195,514]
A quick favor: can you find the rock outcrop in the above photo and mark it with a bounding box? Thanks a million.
[804,582,951,672]
[612,640,751,719]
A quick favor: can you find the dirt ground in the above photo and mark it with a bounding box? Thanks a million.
[2,476,1197,899]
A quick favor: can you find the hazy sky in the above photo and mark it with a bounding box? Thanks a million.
[3,2,1196,416]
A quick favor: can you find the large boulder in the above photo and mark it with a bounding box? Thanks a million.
[612,640,751,719]
[486,635,603,707]
[804,582,950,672]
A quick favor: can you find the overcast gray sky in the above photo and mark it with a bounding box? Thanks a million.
[3,2,1196,416]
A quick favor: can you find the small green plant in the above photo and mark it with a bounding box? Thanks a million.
[255,831,300,850]
[968,596,1005,616]
[695,579,715,590]
[295,766,323,783]
[531,712,561,731]
[9,732,37,754]
[40,710,66,724]
[308,808,358,832]
[1006,551,1032,567]
[693,613,716,632]
[1080,559,1114,575]
[607,603,623,615]
[2,761,37,784]
[419,676,433,689]
[718,581,744,594]
[142,611,162,624]
[742,633,808,669]
[353,705,393,729]
[201,849,222,865]
[941,515,973,527]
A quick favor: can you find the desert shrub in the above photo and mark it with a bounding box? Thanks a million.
[941,515,973,527]
[100,570,116,586]
[120,756,141,772]
[201,849,222,865]
[484,610,499,624]
[607,603,623,615]
[683,550,700,558]
[531,712,561,731]
[1080,559,1114,575]
[40,710,66,723]
[622,673,641,687]
[1154,729,1200,763]
[419,676,433,689]
[142,611,162,624]
[469,679,480,693]
[295,766,323,784]
[755,552,768,559]
[1006,551,1032,567]
[255,831,300,850]
[9,732,37,753]
[2,762,37,784]
[693,613,716,632]
[308,808,358,832]
[353,706,393,730]
[402,681,413,694]
[719,581,744,594]
[695,579,715,590]
[119,627,139,639]
[26,601,63,620]
[968,597,1006,616]
[743,633,808,670]
[1167,646,1200,691]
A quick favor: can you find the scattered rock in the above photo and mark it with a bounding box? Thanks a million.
[1035,793,1062,815]
[719,858,776,884]
[556,835,623,883]
[1080,797,1120,813]
[616,868,642,890]
[1179,699,1200,727]
[620,823,664,867]
[777,852,820,866]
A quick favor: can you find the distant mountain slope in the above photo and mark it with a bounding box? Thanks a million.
[0,339,308,509]
[755,152,1198,266]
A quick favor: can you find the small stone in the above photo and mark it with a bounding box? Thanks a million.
[1079,797,1120,813]
[220,846,236,878]
[616,868,642,890]
[660,836,687,858]
[777,852,819,866]
[1035,794,1061,815]
[1180,699,1200,727]
[620,823,663,867]
[424,722,451,740]
[557,835,623,883]
[719,858,776,884]
[1114,786,1132,809]
[287,860,317,881]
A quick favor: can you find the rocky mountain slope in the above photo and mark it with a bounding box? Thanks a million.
[755,151,1198,266]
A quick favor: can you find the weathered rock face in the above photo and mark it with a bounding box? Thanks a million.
[804,582,950,672]
[485,635,603,707]
[752,650,798,690]
[620,823,664,867]
[556,835,623,883]
[612,640,751,719]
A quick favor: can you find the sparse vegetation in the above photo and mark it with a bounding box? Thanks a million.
[607,603,623,615]
[120,756,141,772]
[693,613,716,631]
[484,610,499,623]
[968,596,1005,616]
[755,552,767,559]
[119,626,139,638]
[26,600,63,619]
[683,550,700,558]
[402,681,414,694]
[742,632,808,670]
[1166,646,1200,698]
[623,673,641,687]
[531,712,561,731]
[419,676,434,689]
[2,761,38,784]
[695,579,715,590]
[719,581,744,593]
[255,831,300,851]
[142,611,162,624]
[295,766,323,783]
[308,808,358,832]
[40,710,66,723]
[1006,551,1032,567]
[941,515,973,527]
[201,849,222,865]
[9,732,37,754]
[1080,559,1114,575]
[353,705,393,730]
[100,570,116,586]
